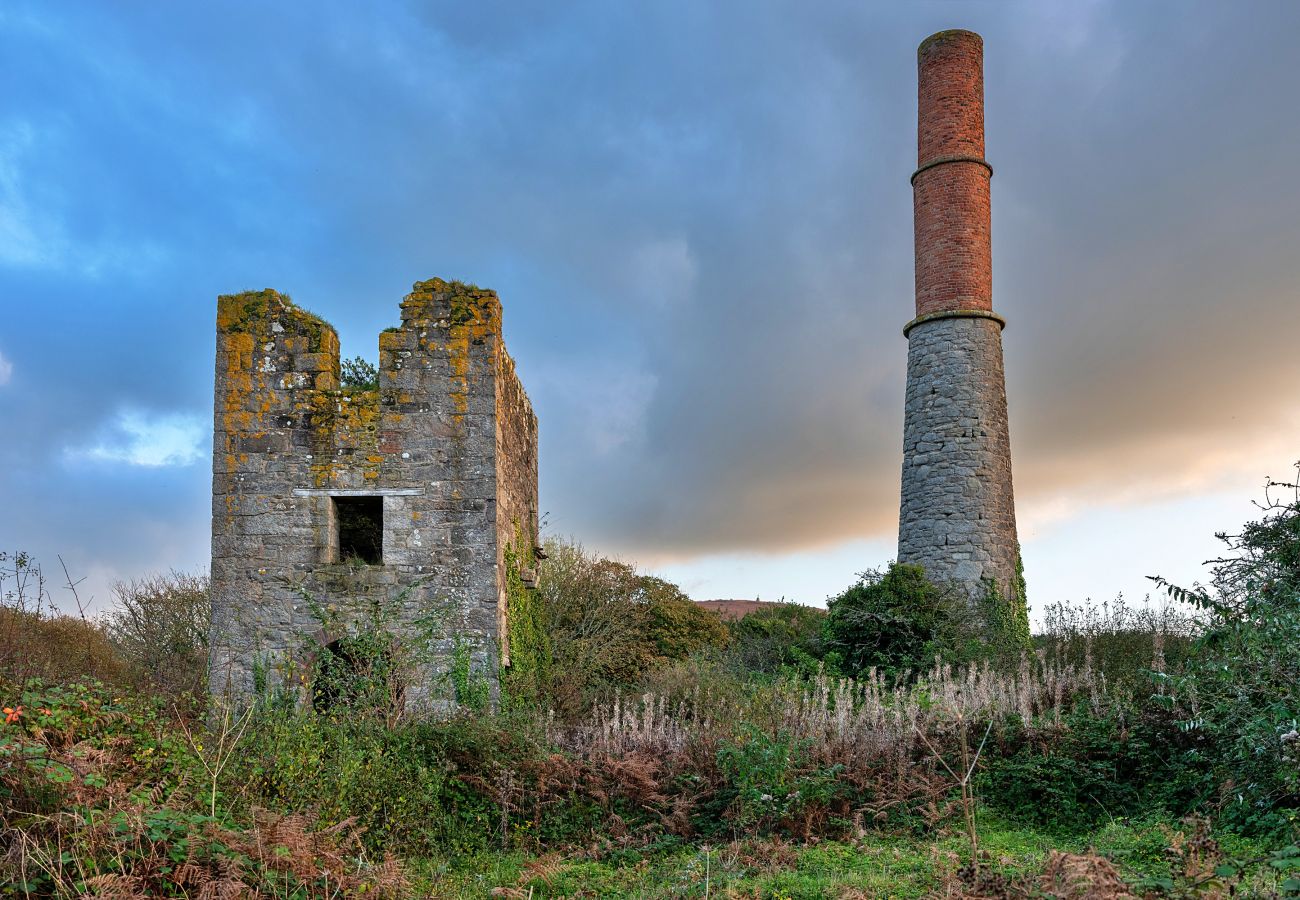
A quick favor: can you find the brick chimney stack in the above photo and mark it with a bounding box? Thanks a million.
[914,30,991,318]
[898,30,1024,622]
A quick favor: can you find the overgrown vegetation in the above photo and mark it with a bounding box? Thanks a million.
[723,600,826,677]
[525,539,728,716]
[824,562,977,676]
[3,470,1300,896]
[340,355,379,391]
[103,570,210,695]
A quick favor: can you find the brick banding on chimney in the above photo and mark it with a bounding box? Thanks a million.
[909,155,992,186]
[897,29,1023,617]
[901,307,1004,338]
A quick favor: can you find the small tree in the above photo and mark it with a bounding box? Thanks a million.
[725,602,827,676]
[535,539,728,715]
[105,571,210,695]
[639,575,729,661]
[535,541,655,708]
[1151,465,1300,835]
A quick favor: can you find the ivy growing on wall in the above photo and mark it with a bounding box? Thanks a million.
[500,525,551,706]
[979,545,1032,655]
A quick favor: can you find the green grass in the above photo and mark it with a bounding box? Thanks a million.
[410,813,1290,898]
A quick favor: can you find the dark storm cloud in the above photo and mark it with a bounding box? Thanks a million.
[1,1,1298,603]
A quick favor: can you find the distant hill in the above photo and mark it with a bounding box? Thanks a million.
[694,599,826,622]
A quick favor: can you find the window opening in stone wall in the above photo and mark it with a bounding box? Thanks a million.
[334,496,383,564]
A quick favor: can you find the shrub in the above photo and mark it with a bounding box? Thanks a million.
[0,552,131,687]
[0,680,407,897]
[311,631,403,718]
[535,539,726,715]
[231,706,463,855]
[710,726,843,836]
[640,575,728,661]
[0,607,131,688]
[725,602,827,677]
[824,563,975,677]
[980,701,1212,831]
[1151,467,1300,836]
[104,570,210,695]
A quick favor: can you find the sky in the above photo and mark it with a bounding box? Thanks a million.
[1,1,1298,621]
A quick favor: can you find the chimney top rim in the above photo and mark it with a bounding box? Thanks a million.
[918,29,982,59]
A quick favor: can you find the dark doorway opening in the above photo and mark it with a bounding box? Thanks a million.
[311,637,403,715]
[334,495,383,564]
[312,639,362,712]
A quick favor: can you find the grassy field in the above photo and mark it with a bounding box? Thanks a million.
[416,815,1287,898]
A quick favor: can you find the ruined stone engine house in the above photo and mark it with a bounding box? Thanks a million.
[209,278,538,710]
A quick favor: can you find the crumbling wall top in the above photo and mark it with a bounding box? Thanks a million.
[399,278,503,332]
[217,289,338,343]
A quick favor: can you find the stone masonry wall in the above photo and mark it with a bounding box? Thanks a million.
[493,349,539,662]
[898,315,1018,598]
[209,278,538,711]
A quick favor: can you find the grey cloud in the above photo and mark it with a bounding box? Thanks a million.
[2,0,1299,607]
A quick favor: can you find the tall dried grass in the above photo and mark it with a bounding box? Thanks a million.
[566,652,1096,759]
[535,653,1102,839]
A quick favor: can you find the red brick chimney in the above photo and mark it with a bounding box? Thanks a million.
[913,29,993,318]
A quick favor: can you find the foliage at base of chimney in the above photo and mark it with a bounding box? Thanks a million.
[979,548,1032,656]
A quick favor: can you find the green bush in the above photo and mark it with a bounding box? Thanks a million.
[233,707,458,854]
[709,726,844,837]
[980,702,1212,832]
[725,602,827,677]
[824,563,974,676]
[1150,471,1300,836]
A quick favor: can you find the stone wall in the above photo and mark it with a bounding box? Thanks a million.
[492,348,539,662]
[898,314,1018,598]
[209,278,538,711]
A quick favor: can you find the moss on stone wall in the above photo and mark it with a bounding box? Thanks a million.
[500,528,550,706]
[979,547,1032,655]
[217,289,337,353]
[212,276,537,711]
